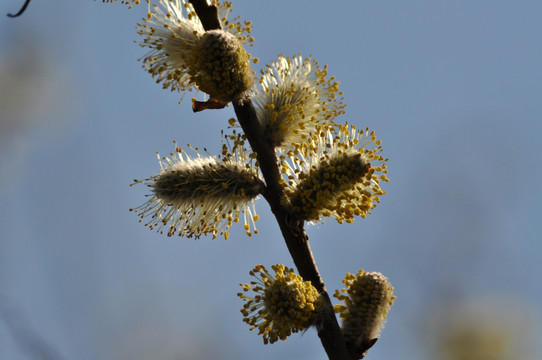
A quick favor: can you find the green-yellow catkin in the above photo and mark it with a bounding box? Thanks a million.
[334,270,395,358]
[190,29,253,102]
[283,124,388,224]
[136,0,255,100]
[238,264,324,344]
[288,152,370,222]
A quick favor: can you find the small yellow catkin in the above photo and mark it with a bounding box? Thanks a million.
[238,264,324,344]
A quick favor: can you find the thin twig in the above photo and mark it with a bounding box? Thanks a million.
[189,1,351,358]
[7,0,32,18]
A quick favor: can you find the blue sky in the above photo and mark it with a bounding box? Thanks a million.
[1,1,541,359]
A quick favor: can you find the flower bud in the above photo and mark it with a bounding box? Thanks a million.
[334,270,395,359]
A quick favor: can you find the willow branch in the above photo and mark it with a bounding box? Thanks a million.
[189,1,351,359]
[189,0,221,31]
[232,98,350,360]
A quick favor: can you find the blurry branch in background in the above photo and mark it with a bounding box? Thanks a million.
[7,0,32,17]
[0,295,68,360]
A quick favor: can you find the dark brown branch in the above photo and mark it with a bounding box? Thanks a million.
[188,0,221,31]
[233,98,351,360]
[189,1,351,358]
[7,0,31,17]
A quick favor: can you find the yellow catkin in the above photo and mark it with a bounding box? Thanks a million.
[238,264,324,344]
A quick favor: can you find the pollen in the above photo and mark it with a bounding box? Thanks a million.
[100,0,146,9]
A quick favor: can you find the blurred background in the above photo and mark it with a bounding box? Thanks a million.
[1,1,541,359]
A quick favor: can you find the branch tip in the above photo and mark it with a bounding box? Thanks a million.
[7,0,31,18]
